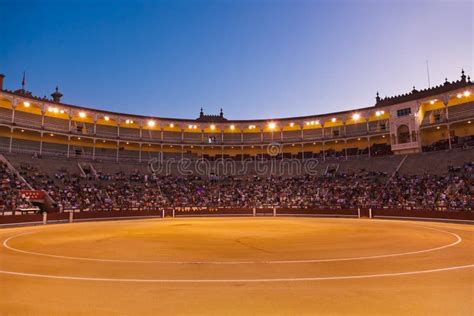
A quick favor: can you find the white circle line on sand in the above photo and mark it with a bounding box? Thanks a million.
[0,264,472,283]
[2,224,463,265]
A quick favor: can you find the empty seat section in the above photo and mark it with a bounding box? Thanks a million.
[0,107,12,124]
[14,110,42,128]
[96,124,118,138]
[43,116,70,132]
[302,128,322,140]
[119,127,140,139]
[345,123,367,137]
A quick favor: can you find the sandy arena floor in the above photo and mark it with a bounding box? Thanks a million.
[0,217,473,315]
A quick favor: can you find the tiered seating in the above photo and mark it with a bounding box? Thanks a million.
[399,148,474,175]
[243,132,260,143]
[0,107,12,124]
[142,129,161,141]
[162,131,182,143]
[262,132,274,142]
[338,155,402,174]
[345,123,367,137]
[7,154,473,212]
[41,142,68,156]
[0,136,10,149]
[0,160,32,212]
[283,130,301,141]
[95,148,118,160]
[119,126,140,139]
[43,116,70,132]
[448,102,474,120]
[14,110,42,128]
[183,132,203,143]
[96,124,118,138]
[368,120,388,133]
[222,133,241,144]
[302,128,323,140]
[11,138,40,154]
[8,153,80,175]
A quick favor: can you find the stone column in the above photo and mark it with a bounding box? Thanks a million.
[11,98,17,124]
[40,103,46,128]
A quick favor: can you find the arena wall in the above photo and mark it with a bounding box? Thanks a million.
[1,208,473,227]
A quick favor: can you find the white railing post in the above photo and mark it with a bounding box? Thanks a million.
[69,211,74,223]
[42,212,47,225]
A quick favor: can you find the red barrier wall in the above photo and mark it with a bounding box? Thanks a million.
[175,207,253,216]
[73,209,164,220]
[276,208,359,217]
[373,209,474,221]
[0,214,44,225]
[1,208,473,227]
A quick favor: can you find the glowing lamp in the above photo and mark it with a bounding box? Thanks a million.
[352,113,361,121]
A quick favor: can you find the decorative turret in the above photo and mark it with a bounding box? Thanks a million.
[0,73,4,91]
[461,69,467,82]
[220,108,224,118]
[51,86,63,103]
[375,92,381,103]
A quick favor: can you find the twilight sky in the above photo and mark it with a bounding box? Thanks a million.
[0,0,472,120]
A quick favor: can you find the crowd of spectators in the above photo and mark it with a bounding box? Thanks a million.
[0,162,32,212]
[11,161,474,212]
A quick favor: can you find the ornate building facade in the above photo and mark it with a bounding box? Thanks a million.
[0,70,472,162]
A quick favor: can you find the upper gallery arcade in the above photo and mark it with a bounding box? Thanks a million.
[0,70,472,161]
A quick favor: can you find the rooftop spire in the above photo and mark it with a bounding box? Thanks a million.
[21,71,26,90]
[51,85,63,103]
[461,69,466,82]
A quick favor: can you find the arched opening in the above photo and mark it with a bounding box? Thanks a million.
[397,125,410,144]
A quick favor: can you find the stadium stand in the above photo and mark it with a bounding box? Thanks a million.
[0,71,472,221]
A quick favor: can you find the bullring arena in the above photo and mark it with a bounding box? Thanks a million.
[0,70,473,315]
[0,217,473,315]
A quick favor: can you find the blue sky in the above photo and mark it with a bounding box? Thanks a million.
[0,0,472,119]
